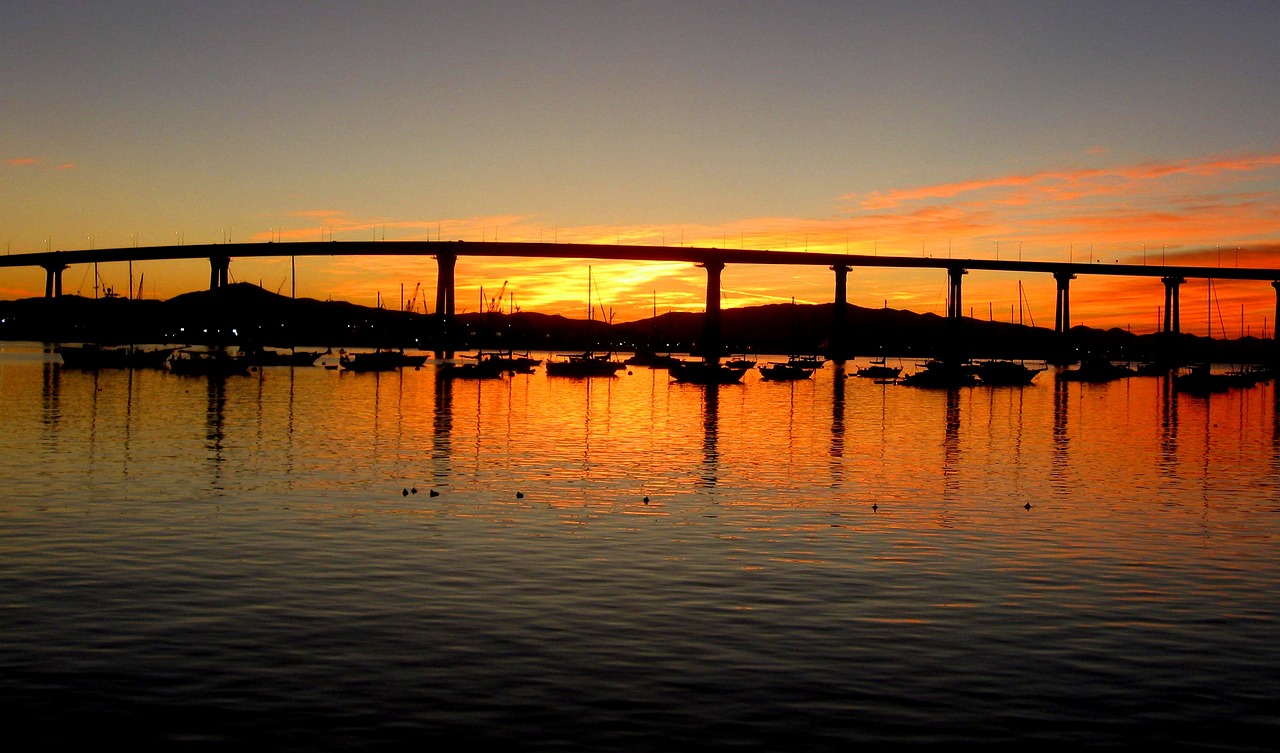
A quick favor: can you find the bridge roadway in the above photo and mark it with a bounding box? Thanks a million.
[5,240,1280,352]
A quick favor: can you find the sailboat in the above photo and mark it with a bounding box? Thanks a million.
[546,266,626,377]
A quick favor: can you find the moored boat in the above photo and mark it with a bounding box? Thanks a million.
[1057,358,1138,383]
[57,343,177,370]
[338,348,428,372]
[240,345,327,367]
[668,359,751,385]
[759,354,823,382]
[901,359,980,388]
[544,351,626,377]
[462,350,541,374]
[1173,364,1232,395]
[439,358,508,379]
[974,359,1045,386]
[853,358,902,380]
[167,349,251,377]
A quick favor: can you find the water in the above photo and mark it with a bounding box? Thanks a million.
[2,343,1277,750]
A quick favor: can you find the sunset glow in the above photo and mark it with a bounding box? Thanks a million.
[5,3,1280,335]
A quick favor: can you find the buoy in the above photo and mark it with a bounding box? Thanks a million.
[516,491,524,499]
[643,496,649,504]
[402,488,409,497]
[872,503,878,512]
[1024,502,1032,510]
[411,487,418,495]
[429,489,440,497]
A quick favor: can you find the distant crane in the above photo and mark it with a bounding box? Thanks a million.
[484,281,508,314]
[405,282,422,313]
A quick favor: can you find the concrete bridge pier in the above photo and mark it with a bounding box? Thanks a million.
[946,267,967,319]
[434,252,457,318]
[434,252,457,357]
[1054,271,1075,334]
[1161,276,1186,334]
[1272,281,1280,355]
[41,263,67,298]
[700,259,725,361]
[209,256,231,290]
[830,263,850,363]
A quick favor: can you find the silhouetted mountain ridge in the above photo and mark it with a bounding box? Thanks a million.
[0,282,1273,364]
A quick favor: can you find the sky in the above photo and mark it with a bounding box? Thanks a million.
[5,0,1280,336]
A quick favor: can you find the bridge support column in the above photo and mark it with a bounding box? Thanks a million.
[209,256,230,290]
[830,263,850,363]
[434,252,457,318]
[1272,281,1280,353]
[1162,276,1186,334]
[433,252,457,357]
[1054,271,1075,334]
[41,263,67,298]
[946,267,967,319]
[700,260,724,361]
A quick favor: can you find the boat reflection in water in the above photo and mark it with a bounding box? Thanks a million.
[5,345,1279,751]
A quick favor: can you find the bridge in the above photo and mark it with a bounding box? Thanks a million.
[5,240,1280,357]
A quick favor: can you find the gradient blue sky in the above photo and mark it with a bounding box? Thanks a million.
[5,1,1280,333]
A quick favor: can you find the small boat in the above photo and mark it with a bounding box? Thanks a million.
[338,348,428,372]
[239,345,326,367]
[462,350,541,374]
[57,343,177,370]
[544,351,627,377]
[167,349,251,377]
[1173,364,1232,395]
[439,358,508,379]
[853,358,902,380]
[668,359,751,385]
[759,354,823,382]
[624,349,683,369]
[723,355,758,370]
[901,359,980,388]
[1057,358,1138,383]
[974,359,1045,386]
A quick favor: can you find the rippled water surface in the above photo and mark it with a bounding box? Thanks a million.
[2,343,1277,750]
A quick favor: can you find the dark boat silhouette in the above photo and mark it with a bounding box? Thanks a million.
[167,348,251,377]
[338,348,428,372]
[461,349,541,374]
[439,357,509,379]
[57,343,177,370]
[668,359,751,384]
[759,354,823,381]
[901,359,980,388]
[974,359,1044,386]
[624,349,683,369]
[853,357,903,380]
[1057,358,1138,383]
[544,351,626,377]
[239,345,326,367]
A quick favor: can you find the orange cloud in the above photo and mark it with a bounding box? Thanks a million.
[850,153,1280,211]
[7,157,39,166]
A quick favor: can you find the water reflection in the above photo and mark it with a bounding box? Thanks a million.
[700,383,719,488]
[205,374,227,485]
[829,363,845,483]
[432,367,454,481]
[941,388,961,499]
[1051,374,1070,491]
[1159,372,1179,477]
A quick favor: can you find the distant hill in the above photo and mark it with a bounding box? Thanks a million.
[0,282,1273,365]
